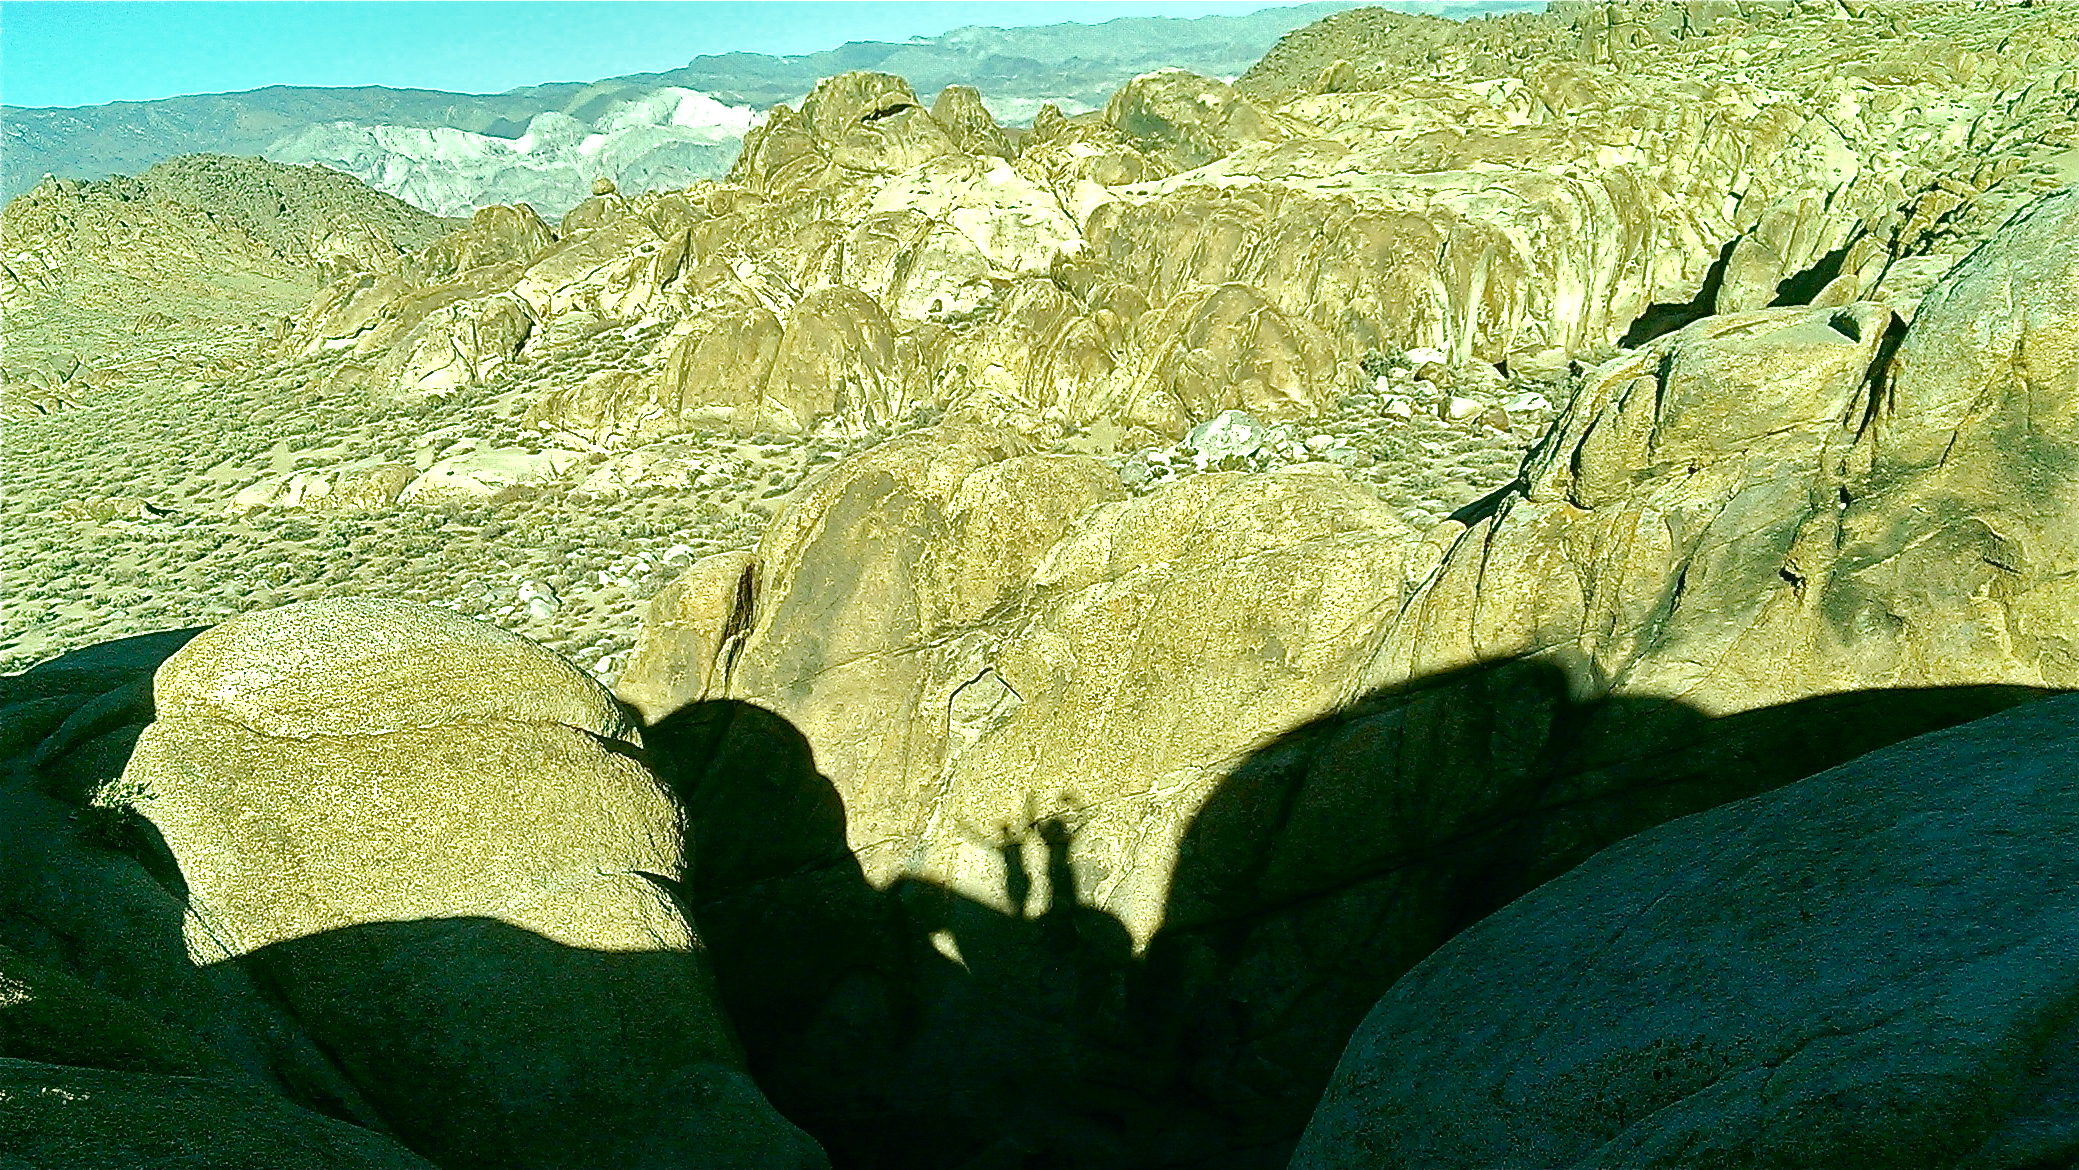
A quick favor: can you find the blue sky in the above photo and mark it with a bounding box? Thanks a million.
[1,1,1310,109]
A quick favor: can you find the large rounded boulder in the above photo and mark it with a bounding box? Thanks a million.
[1293,693,2079,1168]
[94,598,826,1170]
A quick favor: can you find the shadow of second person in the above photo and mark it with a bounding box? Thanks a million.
[649,672,2058,1170]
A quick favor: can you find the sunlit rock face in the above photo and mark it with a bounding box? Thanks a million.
[291,0,2076,453]
[610,176,2078,1170]
[88,599,829,1170]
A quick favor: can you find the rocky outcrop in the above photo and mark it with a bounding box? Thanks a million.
[628,426,1412,926]
[929,86,1015,160]
[0,156,455,358]
[616,426,1417,1163]
[274,0,2073,471]
[33,600,825,1170]
[9,6,2076,1167]
[1373,185,2079,711]
[1102,69,1300,172]
[613,175,2076,1165]
[1293,692,2079,1169]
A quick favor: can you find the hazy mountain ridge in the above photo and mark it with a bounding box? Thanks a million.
[1,1,1540,215]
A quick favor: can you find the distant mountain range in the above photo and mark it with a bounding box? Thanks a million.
[1,1,1541,218]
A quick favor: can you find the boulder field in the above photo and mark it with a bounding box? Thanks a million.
[4,2,2077,1168]
[604,180,2078,1167]
[9,171,2065,1170]
[277,0,2075,454]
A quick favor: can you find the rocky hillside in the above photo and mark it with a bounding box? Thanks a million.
[4,2,2077,1168]
[1,154,456,421]
[3,2,1543,217]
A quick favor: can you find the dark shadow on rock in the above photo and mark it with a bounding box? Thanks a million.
[7,629,2064,1170]
[1619,235,1738,347]
[5,632,827,1170]
[648,672,2062,1169]
[1139,667,2060,1165]
[235,917,821,1170]
[645,700,1150,1168]
[2,626,203,797]
[2,625,401,1136]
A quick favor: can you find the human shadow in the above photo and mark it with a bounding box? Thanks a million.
[6,628,2062,1170]
[647,669,2061,1169]
[644,699,1147,1168]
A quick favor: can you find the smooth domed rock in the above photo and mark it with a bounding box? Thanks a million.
[618,438,1415,1164]
[930,85,1016,160]
[98,599,827,1170]
[1293,694,2079,1169]
[802,72,956,175]
[415,204,556,283]
[370,293,534,400]
[1123,281,1339,430]
[765,285,902,432]
[1104,69,1294,172]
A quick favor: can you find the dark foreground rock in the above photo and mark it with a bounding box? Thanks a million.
[0,1059,439,1170]
[1293,693,2079,1169]
[3,600,827,1170]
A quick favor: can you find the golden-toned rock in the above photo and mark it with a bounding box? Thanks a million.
[617,550,759,723]
[97,598,826,1170]
[415,204,555,283]
[930,85,1015,160]
[1103,69,1298,172]
[765,285,902,432]
[625,434,1410,942]
[1120,281,1339,431]
[802,72,956,175]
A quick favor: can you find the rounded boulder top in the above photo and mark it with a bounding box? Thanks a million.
[153,598,634,741]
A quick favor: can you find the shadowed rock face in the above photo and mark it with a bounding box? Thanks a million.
[0,1057,442,1170]
[7,4,2078,1168]
[1293,692,2079,1169]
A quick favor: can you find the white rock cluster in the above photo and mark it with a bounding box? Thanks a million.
[265,88,762,218]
